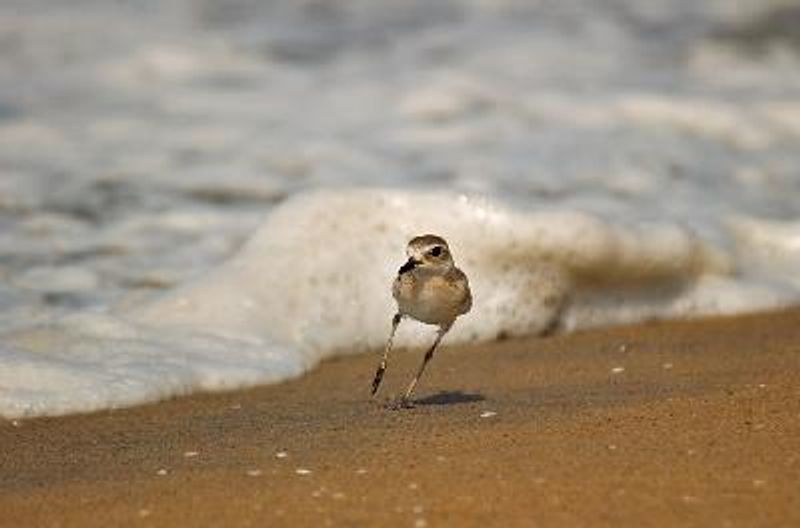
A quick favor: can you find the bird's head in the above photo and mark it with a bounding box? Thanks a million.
[399,234,453,274]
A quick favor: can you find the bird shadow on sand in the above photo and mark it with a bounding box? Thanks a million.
[413,391,485,407]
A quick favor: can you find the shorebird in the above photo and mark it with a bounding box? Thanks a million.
[371,234,472,407]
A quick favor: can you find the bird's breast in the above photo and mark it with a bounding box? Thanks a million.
[392,270,471,325]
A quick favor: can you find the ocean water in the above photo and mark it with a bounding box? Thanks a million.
[2,0,800,418]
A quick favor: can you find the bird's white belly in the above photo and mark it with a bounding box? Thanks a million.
[396,280,463,325]
[399,298,453,325]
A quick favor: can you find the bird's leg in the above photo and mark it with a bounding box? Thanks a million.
[371,313,402,396]
[401,323,451,407]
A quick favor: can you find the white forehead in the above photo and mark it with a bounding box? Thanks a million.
[409,240,445,251]
[407,235,449,250]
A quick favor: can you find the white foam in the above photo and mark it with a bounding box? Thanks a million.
[131,188,752,351]
[0,312,304,418]
[2,188,800,418]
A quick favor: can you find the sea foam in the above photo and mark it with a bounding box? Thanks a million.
[2,188,797,418]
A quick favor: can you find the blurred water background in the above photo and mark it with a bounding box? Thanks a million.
[2,0,800,417]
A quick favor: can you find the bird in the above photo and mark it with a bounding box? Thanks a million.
[371,234,472,407]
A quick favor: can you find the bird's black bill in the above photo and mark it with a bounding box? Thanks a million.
[398,258,418,274]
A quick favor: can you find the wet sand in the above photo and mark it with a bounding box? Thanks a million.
[1,309,799,527]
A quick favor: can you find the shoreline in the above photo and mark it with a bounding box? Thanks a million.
[2,308,799,526]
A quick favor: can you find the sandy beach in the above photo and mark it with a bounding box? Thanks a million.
[1,308,799,527]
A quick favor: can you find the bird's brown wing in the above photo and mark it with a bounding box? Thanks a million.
[448,267,472,316]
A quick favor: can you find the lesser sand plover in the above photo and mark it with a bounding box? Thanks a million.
[371,234,472,407]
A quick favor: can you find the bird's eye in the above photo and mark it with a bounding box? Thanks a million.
[429,246,443,257]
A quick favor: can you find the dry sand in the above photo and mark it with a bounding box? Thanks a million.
[1,309,799,527]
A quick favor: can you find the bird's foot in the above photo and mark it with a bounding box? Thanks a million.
[385,398,416,410]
